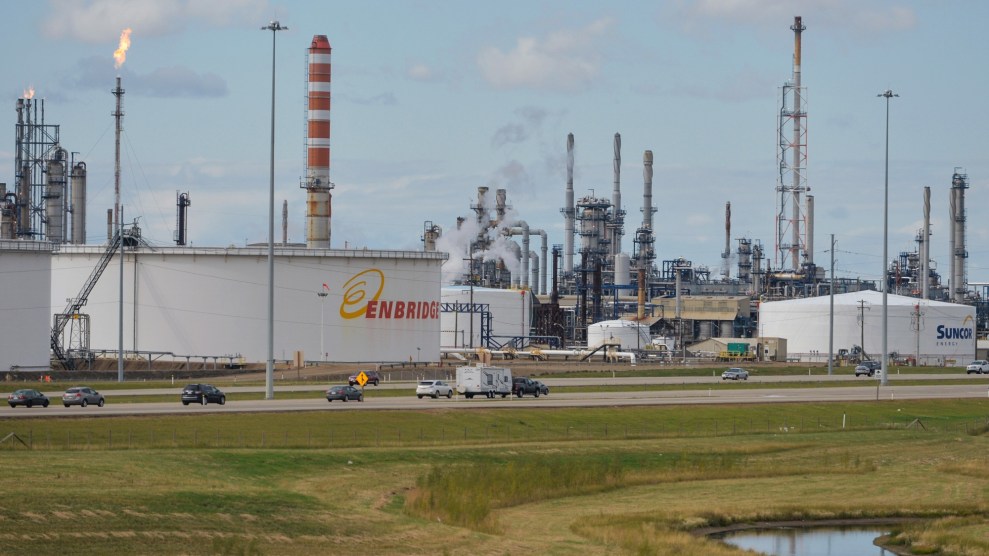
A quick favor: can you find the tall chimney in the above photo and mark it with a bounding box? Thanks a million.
[70,162,87,244]
[722,202,731,279]
[791,16,807,269]
[112,76,124,231]
[951,169,969,302]
[282,199,288,245]
[564,133,575,274]
[922,186,930,300]
[611,132,622,258]
[806,194,814,266]
[304,35,333,248]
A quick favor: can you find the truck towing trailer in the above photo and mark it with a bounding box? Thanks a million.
[456,365,512,399]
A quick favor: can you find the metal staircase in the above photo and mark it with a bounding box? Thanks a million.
[51,232,122,369]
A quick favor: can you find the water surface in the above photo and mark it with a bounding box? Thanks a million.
[720,527,892,556]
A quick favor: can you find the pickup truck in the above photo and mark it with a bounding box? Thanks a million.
[512,376,541,397]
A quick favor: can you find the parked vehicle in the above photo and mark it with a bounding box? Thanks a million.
[855,360,882,377]
[966,360,989,374]
[62,386,104,408]
[326,385,364,402]
[512,376,541,397]
[181,384,226,406]
[456,365,512,399]
[416,380,453,399]
[7,389,49,408]
[533,380,549,396]
[348,370,381,386]
[721,368,749,381]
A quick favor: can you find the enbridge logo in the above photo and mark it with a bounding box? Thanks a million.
[339,269,439,320]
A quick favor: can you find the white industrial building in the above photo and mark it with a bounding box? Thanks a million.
[440,286,533,349]
[587,319,650,350]
[759,290,975,365]
[0,241,52,372]
[50,246,447,364]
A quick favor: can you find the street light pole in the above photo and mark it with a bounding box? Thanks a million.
[879,89,897,387]
[262,20,287,400]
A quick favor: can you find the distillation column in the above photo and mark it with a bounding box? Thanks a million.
[563,133,575,275]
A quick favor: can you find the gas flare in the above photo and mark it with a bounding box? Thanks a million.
[23,86,34,99]
[113,28,132,69]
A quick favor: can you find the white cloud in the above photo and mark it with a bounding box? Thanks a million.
[477,17,615,92]
[407,63,438,82]
[43,0,269,43]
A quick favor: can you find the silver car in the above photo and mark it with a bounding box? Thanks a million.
[721,368,749,380]
[62,386,105,408]
[416,380,453,399]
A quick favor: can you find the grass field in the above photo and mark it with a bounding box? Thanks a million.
[1,399,987,555]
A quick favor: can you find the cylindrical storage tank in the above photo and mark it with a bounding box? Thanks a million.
[698,321,712,340]
[587,319,649,350]
[70,162,86,244]
[614,253,630,286]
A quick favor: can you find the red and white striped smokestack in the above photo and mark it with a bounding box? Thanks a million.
[305,35,332,248]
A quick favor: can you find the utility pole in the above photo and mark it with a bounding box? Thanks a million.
[857,299,870,360]
[828,234,835,375]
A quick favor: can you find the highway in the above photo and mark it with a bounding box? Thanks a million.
[2,374,987,417]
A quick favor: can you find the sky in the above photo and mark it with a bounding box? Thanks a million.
[4,0,989,287]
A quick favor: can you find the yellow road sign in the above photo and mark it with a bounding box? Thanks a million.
[355,371,369,388]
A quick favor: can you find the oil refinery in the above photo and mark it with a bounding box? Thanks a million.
[0,17,983,373]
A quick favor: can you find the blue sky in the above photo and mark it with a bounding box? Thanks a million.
[4,0,988,286]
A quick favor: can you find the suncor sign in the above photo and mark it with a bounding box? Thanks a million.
[934,315,974,346]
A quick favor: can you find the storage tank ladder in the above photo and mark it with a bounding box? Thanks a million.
[50,232,122,369]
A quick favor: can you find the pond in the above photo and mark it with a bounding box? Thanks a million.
[719,527,894,556]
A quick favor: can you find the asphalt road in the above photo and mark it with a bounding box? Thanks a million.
[2,376,987,417]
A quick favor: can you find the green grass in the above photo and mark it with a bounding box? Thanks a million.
[1,400,988,554]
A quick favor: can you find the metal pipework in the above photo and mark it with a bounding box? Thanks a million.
[529,251,539,294]
[505,222,531,290]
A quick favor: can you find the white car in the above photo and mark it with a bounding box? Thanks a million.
[966,360,989,374]
[721,368,749,380]
[416,380,454,399]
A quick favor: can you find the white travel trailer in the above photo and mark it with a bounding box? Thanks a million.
[455,365,512,399]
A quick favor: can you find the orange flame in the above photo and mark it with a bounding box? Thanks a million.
[113,28,132,69]
[23,86,35,99]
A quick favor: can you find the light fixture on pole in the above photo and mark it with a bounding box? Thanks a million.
[262,20,287,400]
[317,285,328,362]
[878,89,897,387]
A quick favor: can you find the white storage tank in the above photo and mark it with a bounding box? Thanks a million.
[614,253,631,286]
[587,319,650,350]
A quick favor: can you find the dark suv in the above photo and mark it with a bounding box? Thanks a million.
[348,370,381,386]
[181,384,226,406]
[512,377,541,398]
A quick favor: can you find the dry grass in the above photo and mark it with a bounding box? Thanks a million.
[1,402,988,554]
